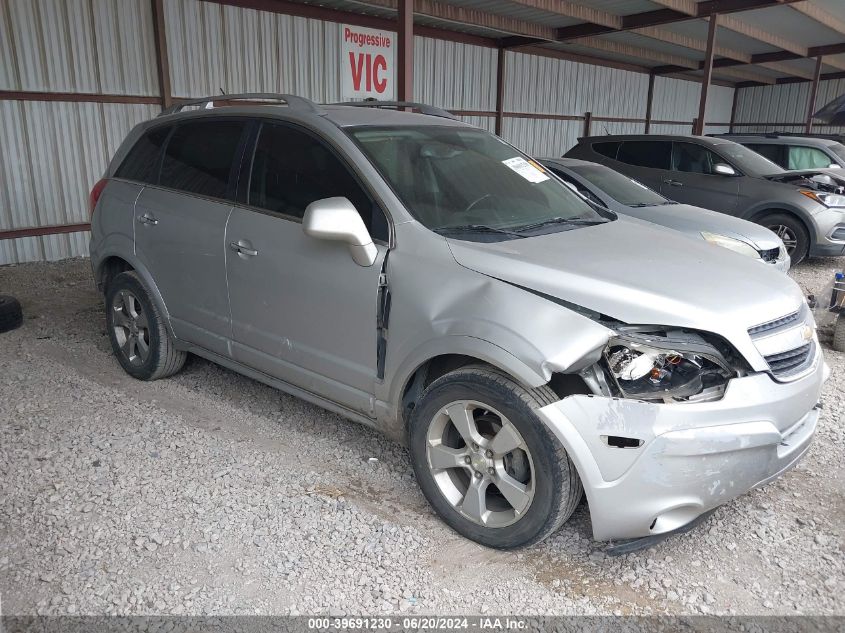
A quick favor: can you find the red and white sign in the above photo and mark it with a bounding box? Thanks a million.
[341,25,395,101]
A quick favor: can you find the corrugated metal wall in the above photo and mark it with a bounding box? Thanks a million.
[734,78,845,134]
[0,0,158,95]
[1,0,740,264]
[0,0,160,264]
[414,37,497,112]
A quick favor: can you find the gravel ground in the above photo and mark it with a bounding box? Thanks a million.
[0,257,843,617]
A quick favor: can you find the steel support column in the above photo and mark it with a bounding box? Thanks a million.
[806,56,823,134]
[694,14,718,135]
[495,47,505,136]
[644,71,655,133]
[397,0,414,101]
[151,0,172,109]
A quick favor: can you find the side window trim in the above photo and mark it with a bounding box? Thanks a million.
[241,118,392,245]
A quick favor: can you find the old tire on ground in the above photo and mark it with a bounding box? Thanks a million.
[408,365,582,549]
[759,212,810,265]
[105,271,186,381]
[834,315,845,353]
[0,295,23,333]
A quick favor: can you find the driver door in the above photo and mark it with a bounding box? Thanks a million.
[663,142,740,213]
[224,121,390,415]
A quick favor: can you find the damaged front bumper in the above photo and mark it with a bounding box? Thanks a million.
[536,352,830,541]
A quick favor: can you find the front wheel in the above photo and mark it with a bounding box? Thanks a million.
[759,212,810,265]
[408,366,582,549]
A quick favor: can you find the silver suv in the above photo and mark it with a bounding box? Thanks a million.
[90,95,829,549]
[566,134,845,264]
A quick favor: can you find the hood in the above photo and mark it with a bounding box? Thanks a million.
[764,169,845,192]
[624,204,782,250]
[446,218,805,359]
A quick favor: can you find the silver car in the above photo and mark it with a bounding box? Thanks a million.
[89,95,829,549]
[565,134,845,264]
[540,157,790,272]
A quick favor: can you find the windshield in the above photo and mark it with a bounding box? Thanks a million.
[568,164,669,206]
[715,142,784,176]
[348,126,607,239]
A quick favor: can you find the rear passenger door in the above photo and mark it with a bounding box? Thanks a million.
[133,119,248,356]
[224,120,389,415]
[612,140,672,192]
[665,142,740,213]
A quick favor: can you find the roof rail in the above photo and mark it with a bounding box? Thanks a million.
[332,101,458,120]
[159,93,323,117]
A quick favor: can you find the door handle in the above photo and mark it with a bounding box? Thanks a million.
[229,240,258,257]
[137,212,158,225]
[663,179,684,187]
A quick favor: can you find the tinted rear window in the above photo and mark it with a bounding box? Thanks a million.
[159,121,245,199]
[593,141,620,159]
[617,141,671,169]
[744,143,785,167]
[115,126,170,184]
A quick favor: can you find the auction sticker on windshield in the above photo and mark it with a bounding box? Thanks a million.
[502,157,550,183]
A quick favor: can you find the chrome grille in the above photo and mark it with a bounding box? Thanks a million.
[748,310,800,337]
[764,342,814,378]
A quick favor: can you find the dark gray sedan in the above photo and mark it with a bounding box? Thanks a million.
[540,157,790,273]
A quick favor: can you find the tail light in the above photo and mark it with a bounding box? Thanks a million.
[89,178,108,217]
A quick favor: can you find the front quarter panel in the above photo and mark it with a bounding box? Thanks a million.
[377,223,613,432]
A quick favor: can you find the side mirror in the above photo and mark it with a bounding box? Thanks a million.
[828,163,841,169]
[713,163,736,176]
[303,197,378,267]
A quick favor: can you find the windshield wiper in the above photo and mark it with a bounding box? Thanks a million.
[515,217,609,232]
[434,224,525,238]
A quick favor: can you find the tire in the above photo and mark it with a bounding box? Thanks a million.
[105,271,186,380]
[834,315,845,353]
[758,212,810,265]
[0,294,23,333]
[408,365,583,549]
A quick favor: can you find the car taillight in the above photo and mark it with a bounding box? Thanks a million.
[89,178,108,217]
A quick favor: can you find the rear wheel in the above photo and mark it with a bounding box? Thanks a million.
[105,271,186,380]
[759,212,810,265]
[408,366,582,549]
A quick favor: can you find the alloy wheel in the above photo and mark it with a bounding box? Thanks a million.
[111,290,150,366]
[771,224,798,254]
[425,400,535,528]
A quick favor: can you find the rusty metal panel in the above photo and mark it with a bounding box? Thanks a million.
[415,37,497,111]
[0,100,157,265]
[504,50,649,118]
[166,0,343,101]
[0,0,157,95]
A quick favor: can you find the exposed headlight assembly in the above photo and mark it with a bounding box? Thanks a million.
[799,190,845,208]
[597,328,739,403]
[701,232,761,259]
